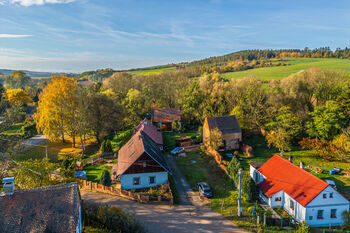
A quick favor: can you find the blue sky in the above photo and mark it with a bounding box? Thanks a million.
[1,0,350,72]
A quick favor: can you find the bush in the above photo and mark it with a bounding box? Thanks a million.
[82,201,145,233]
[100,169,112,186]
[100,139,113,153]
[343,210,350,230]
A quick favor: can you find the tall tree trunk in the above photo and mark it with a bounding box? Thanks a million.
[72,133,76,148]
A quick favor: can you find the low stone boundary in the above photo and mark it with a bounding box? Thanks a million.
[77,179,173,205]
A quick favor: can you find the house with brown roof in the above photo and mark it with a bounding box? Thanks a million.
[134,118,163,150]
[116,130,171,190]
[0,180,82,233]
[203,115,242,150]
[152,108,181,131]
[250,155,350,227]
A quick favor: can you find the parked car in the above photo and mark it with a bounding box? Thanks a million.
[171,147,184,155]
[196,182,212,198]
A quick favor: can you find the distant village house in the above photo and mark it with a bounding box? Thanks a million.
[203,115,242,150]
[152,108,181,131]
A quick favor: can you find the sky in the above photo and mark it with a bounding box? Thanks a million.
[1,0,350,73]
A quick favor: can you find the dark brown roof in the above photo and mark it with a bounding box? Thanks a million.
[0,183,81,233]
[135,119,163,145]
[117,130,170,176]
[206,115,241,134]
[152,108,181,123]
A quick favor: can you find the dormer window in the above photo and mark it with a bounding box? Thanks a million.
[323,193,327,199]
[329,193,333,198]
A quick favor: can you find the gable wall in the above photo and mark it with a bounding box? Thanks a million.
[124,152,165,175]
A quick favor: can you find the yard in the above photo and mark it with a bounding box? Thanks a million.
[162,131,200,150]
[84,163,114,183]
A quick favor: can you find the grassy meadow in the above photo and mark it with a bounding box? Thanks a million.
[127,66,175,76]
[221,58,350,80]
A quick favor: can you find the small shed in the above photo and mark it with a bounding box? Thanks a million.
[175,136,192,147]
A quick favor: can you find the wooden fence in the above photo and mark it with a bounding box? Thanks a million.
[77,179,173,204]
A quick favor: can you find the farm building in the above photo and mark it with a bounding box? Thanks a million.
[116,130,171,190]
[134,118,163,150]
[250,155,350,227]
[152,108,181,131]
[0,181,82,233]
[203,115,242,150]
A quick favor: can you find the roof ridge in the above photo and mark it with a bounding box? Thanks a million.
[12,183,78,194]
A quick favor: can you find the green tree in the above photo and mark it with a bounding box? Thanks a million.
[295,221,310,233]
[342,210,350,230]
[307,101,346,140]
[100,139,113,153]
[172,119,180,131]
[266,129,292,153]
[266,106,302,139]
[14,158,57,189]
[204,128,223,150]
[100,169,112,186]
[5,70,31,89]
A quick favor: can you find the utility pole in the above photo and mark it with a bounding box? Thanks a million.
[45,145,48,160]
[238,169,242,217]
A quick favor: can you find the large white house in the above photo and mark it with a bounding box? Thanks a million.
[250,155,350,227]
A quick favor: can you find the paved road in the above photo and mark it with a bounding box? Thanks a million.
[81,190,248,233]
[22,134,49,150]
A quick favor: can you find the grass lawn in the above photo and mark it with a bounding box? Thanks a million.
[221,58,350,80]
[84,163,113,183]
[177,151,294,232]
[111,129,133,151]
[0,123,25,135]
[241,135,350,199]
[13,136,98,163]
[162,131,200,150]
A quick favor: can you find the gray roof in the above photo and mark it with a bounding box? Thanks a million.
[206,115,241,134]
[141,131,171,174]
[0,183,81,233]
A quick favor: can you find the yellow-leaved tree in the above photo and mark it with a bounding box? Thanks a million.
[3,88,33,106]
[34,75,78,147]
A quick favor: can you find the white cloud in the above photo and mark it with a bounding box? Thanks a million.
[0,34,31,38]
[10,0,75,7]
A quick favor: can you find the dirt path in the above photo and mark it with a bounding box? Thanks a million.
[22,134,49,150]
[81,190,249,233]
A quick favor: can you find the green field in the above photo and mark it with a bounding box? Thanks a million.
[221,58,350,80]
[127,67,175,76]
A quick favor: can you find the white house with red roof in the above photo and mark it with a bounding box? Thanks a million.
[250,155,350,227]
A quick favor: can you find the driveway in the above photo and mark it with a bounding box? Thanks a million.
[81,190,248,233]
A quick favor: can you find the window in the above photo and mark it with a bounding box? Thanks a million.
[149,176,156,184]
[275,197,281,202]
[323,193,327,199]
[309,216,313,220]
[290,200,294,210]
[317,210,324,219]
[143,162,147,168]
[329,193,333,198]
[133,177,140,185]
[331,209,337,218]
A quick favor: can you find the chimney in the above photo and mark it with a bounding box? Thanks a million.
[300,161,305,170]
[289,156,293,163]
[2,177,15,195]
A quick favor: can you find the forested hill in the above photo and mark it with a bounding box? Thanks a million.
[188,47,350,67]
[0,69,59,78]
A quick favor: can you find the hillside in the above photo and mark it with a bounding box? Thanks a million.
[220,58,350,80]
[0,69,58,79]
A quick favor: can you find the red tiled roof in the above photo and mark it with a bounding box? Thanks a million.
[135,119,163,145]
[152,108,181,123]
[258,155,329,207]
[0,183,81,233]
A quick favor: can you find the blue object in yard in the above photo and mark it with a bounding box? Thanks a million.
[171,147,184,155]
[252,206,256,216]
[74,171,87,179]
[329,169,336,175]
[225,153,234,158]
